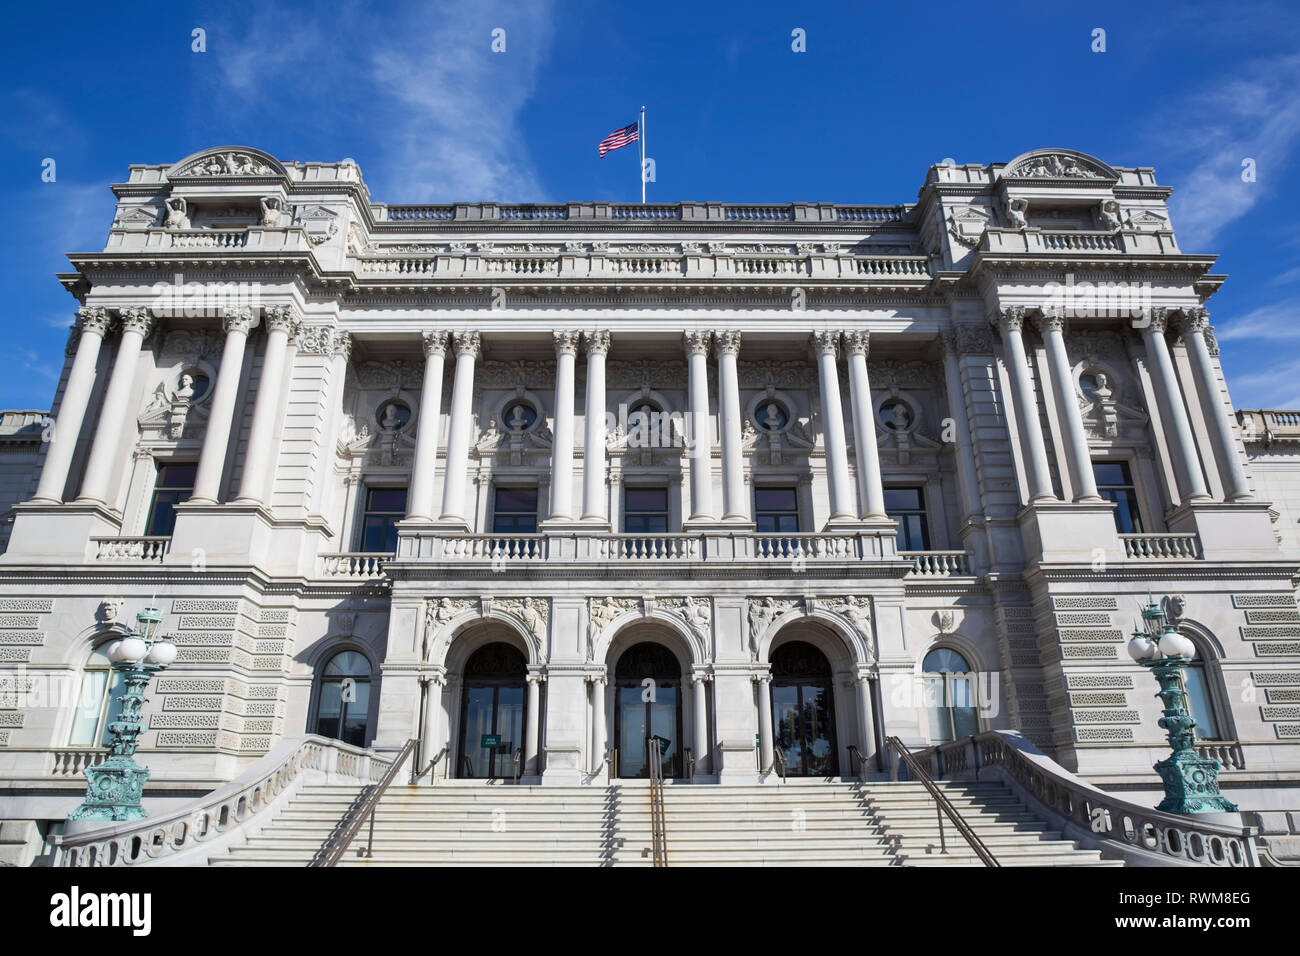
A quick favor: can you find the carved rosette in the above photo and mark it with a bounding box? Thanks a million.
[584,329,611,355]
[953,324,993,354]
[296,325,335,355]
[682,330,712,356]
[453,330,481,358]
[553,329,581,356]
[842,330,869,357]
[422,330,449,358]
[118,307,155,338]
[714,330,742,356]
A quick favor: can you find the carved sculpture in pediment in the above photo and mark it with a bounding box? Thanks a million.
[1007,153,1105,180]
[174,151,277,177]
[354,360,423,390]
[737,360,811,390]
[605,359,684,390]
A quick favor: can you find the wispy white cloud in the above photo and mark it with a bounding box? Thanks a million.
[207,0,556,201]
[1163,54,1300,250]
[1216,296,1300,342]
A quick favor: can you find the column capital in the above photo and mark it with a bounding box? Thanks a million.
[222,306,256,335]
[452,329,481,358]
[1031,306,1067,336]
[553,329,581,355]
[76,306,112,337]
[714,329,742,356]
[584,329,611,355]
[842,329,870,356]
[1146,306,1170,335]
[683,330,712,355]
[422,330,449,357]
[264,305,299,336]
[993,306,1027,334]
[810,329,840,357]
[332,330,353,362]
[1175,306,1209,333]
[118,306,155,338]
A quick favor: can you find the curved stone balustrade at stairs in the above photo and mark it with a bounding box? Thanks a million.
[911,731,1261,867]
[49,735,397,867]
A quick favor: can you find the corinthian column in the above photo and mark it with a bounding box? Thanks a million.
[715,330,748,521]
[406,331,449,520]
[235,306,298,505]
[581,329,611,522]
[76,307,155,506]
[1143,309,1210,502]
[684,331,715,521]
[1177,307,1252,501]
[1034,309,1100,501]
[812,331,856,521]
[547,330,581,522]
[190,307,256,503]
[993,307,1055,502]
[33,307,112,503]
[439,330,481,525]
[843,331,886,518]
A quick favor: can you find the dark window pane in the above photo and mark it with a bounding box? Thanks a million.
[1093,461,1143,533]
[495,487,538,513]
[625,488,668,511]
[367,488,407,512]
[883,487,922,511]
[755,488,798,511]
[158,463,197,487]
[1092,462,1130,486]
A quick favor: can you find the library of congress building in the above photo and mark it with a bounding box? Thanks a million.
[1,145,1299,867]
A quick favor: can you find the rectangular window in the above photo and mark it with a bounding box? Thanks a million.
[146,462,197,536]
[624,487,669,534]
[1093,461,1144,533]
[885,486,930,551]
[754,487,800,534]
[359,487,407,552]
[1182,666,1222,741]
[492,486,538,534]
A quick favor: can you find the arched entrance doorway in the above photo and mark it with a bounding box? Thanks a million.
[770,641,838,776]
[614,642,683,779]
[458,642,527,778]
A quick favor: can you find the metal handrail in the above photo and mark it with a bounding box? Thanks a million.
[458,754,473,778]
[607,747,618,784]
[410,745,448,784]
[847,745,870,783]
[886,736,999,867]
[772,745,788,780]
[512,747,523,785]
[648,737,668,867]
[310,737,417,867]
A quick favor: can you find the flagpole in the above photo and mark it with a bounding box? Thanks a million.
[639,105,646,204]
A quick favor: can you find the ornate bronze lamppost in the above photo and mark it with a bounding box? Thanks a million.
[68,605,177,823]
[1127,599,1237,815]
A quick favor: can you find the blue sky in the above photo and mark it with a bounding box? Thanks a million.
[2,0,1298,411]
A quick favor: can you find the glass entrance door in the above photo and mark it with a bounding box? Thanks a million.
[770,641,838,776]
[458,643,527,779]
[614,642,683,778]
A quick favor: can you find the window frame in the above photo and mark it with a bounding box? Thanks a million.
[145,461,198,537]
[920,646,981,745]
[622,485,670,535]
[753,485,801,535]
[1092,458,1145,534]
[490,484,541,535]
[884,485,931,551]
[311,648,374,748]
[357,486,408,552]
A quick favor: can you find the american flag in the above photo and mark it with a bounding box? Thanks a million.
[598,122,640,157]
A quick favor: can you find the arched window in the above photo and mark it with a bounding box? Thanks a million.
[67,644,128,748]
[1178,634,1228,741]
[314,650,372,747]
[922,647,979,743]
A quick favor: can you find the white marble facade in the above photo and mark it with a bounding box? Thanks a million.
[1,145,1298,824]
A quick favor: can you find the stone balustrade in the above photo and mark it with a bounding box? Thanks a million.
[1238,408,1300,444]
[913,731,1260,867]
[50,735,396,867]
[105,226,315,253]
[391,529,911,566]
[91,536,171,563]
[981,227,1181,256]
[317,552,389,579]
[376,200,911,223]
[1120,532,1202,559]
[899,549,973,576]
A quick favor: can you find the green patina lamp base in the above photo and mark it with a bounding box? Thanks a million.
[1153,749,1238,815]
[67,756,151,822]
